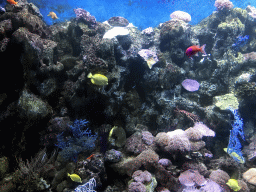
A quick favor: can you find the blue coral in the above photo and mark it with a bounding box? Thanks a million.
[227,108,245,163]
[56,119,97,162]
[232,35,249,52]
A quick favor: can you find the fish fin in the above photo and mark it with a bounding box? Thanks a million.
[91,79,95,84]
[200,44,207,55]
[195,52,199,56]
[87,73,92,78]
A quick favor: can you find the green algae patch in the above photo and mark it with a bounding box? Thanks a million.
[213,93,239,110]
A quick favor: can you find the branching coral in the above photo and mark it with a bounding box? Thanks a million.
[15,148,55,191]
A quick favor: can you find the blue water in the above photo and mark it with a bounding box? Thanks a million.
[6,0,255,29]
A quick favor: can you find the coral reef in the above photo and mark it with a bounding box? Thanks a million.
[1,0,256,191]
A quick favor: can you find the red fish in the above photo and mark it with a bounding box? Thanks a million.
[186,44,206,58]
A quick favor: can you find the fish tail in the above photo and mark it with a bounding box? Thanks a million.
[200,44,207,55]
[87,73,92,78]
[67,173,70,177]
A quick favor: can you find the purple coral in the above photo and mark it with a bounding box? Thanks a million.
[73,8,96,27]
[141,131,154,145]
[158,158,172,167]
[138,49,159,69]
[170,11,191,22]
[179,169,207,187]
[181,79,200,92]
[247,5,256,21]
[128,182,146,192]
[192,122,215,137]
[132,170,152,183]
[214,0,233,11]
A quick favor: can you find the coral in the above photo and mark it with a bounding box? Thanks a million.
[125,132,149,155]
[129,170,157,192]
[103,27,129,39]
[138,49,159,69]
[56,119,98,162]
[15,149,55,192]
[41,116,71,147]
[170,11,191,22]
[192,122,215,137]
[232,35,249,52]
[225,108,245,163]
[185,128,203,141]
[178,170,223,192]
[214,0,233,11]
[74,177,97,192]
[104,149,123,163]
[190,141,206,151]
[209,169,230,187]
[115,149,159,176]
[158,159,172,167]
[217,18,245,38]
[181,79,200,92]
[246,5,256,21]
[73,8,96,27]
[142,27,154,35]
[167,130,191,152]
[243,168,256,185]
[141,131,154,145]
[156,130,191,152]
[179,169,207,187]
[200,180,223,192]
[107,16,129,27]
[132,170,152,183]
[18,90,53,120]
[128,182,146,192]
[213,93,239,110]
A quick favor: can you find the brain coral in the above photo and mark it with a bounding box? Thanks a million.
[214,0,233,11]
[170,11,191,22]
[156,129,191,152]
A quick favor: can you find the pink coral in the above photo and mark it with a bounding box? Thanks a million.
[170,11,191,22]
[128,182,146,192]
[156,129,191,152]
[247,5,256,20]
[192,122,215,137]
[179,169,207,187]
[132,170,152,183]
[214,0,233,11]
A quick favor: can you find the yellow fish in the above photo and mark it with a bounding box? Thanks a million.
[226,179,241,191]
[47,12,58,20]
[87,72,108,86]
[67,173,82,183]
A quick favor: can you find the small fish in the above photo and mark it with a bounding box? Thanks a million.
[67,173,82,183]
[185,44,206,58]
[47,12,58,20]
[7,0,17,5]
[87,72,108,86]
[0,6,6,13]
[86,154,95,160]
